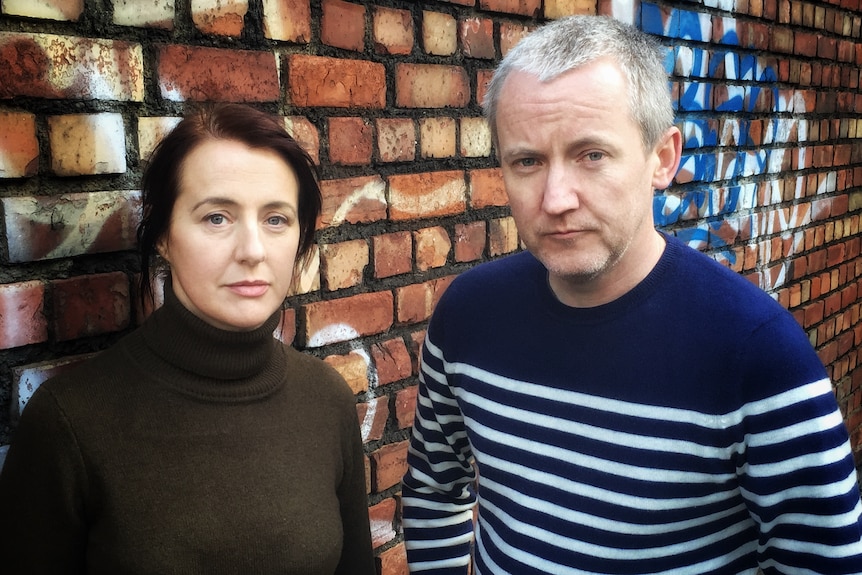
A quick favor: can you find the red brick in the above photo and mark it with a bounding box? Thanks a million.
[489,216,520,256]
[328,117,373,165]
[480,0,541,16]
[389,170,467,220]
[376,541,408,575]
[469,168,508,208]
[0,281,47,350]
[395,282,434,324]
[373,6,414,55]
[262,0,311,42]
[275,308,296,346]
[414,226,451,270]
[395,64,470,108]
[769,27,794,53]
[476,68,494,106]
[377,118,416,162]
[370,440,409,492]
[803,300,825,327]
[301,291,394,347]
[324,350,369,394]
[318,175,387,228]
[454,221,487,262]
[192,0,247,36]
[157,44,278,102]
[321,0,366,51]
[0,111,38,178]
[357,396,389,443]
[374,232,413,278]
[51,272,131,341]
[395,385,418,429]
[371,338,413,386]
[460,17,495,59]
[409,330,425,374]
[369,497,397,548]
[288,55,386,108]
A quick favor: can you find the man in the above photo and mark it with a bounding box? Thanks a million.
[401,15,862,575]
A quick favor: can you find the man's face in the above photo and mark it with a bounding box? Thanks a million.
[495,58,679,306]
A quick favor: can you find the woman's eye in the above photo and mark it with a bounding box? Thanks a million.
[207,214,226,225]
[266,215,288,226]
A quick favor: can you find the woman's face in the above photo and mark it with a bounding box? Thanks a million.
[158,139,301,331]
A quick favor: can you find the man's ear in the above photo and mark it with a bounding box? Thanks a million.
[651,126,682,190]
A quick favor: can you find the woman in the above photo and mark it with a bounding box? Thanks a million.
[0,104,376,574]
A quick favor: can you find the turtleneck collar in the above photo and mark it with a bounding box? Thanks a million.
[138,281,286,402]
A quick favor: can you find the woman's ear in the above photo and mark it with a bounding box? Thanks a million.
[156,237,169,263]
[651,126,682,190]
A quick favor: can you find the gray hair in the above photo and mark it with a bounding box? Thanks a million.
[483,15,674,152]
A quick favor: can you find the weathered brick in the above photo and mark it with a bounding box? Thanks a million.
[414,226,451,271]
[2,0,83,21]
[3,191,141,263]
[422,11,457,56]
[373,232,413,278]
[395,64,470,108]
[48,113,127,176]
[377,118,416,163]
[113,0,175,29]
[395,385,418,429]
[324,350,370,394]
[51,272,131,341]
[320,239,369,291]
[469,167,508,208]
[11,354,93,421]
[476,68,494,106]
[395,276,454,324]
[409,329,425,374]
[321,0,365,51]
[373,6,413,55]
[318,176,387,228]
[288,246,320,296]
[460,17,495,59]
[480,0,541,17]
[357,396,389,443]
[544,0,595,18]
[157,44,279,102]
[283,116,320,164]
[191,0,247,36]
[499,21,535,57]
[138,116,181,161]
[0,111,38,178]
[370,440,409,492]
[329,117,373,165]
[371,338,413,386]
[368,497,397,548]
[489,216,520,256]
[454,221,487,262]
[262,0,311,42]
[0,32,144,101]
[301,291,394,347]
[0,281,47,350]
[389,170,467,220]
[275,308,296,346]
[460,117,492,157]
[420,117,457,158]
[376,541,408,575]
[288,55,386,108]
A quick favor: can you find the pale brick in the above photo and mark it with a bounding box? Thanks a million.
[420,117,456,158]
[288,246,320,296]
[469,167,508,208]
[357,396,389,442]
[2,0,83,21]
[138,116,181,161]
[324,350,370,394]
[321,0,366,51]
[414,226,451,271]
[320,239,369,291]
[0,111,38,178]
[284,116,320,164]
[373,6,414,55]
[11,354,93,421]
[51,272,131,342]
[318,175,387,228]
[0,32,144,101]
[0,281,47,350]
[113,0,175,29]
[191,0,248,36]
[288,55,386,108]
[395,64,470,108]
[388,170,467,221]
[377,118,416,163]
[489,215,520,256]
[3,191,142,263]
[373,232,413,279]
[460,117,492,157]
[500,22,535,57]
[48,113,127,176]
[460,17,495,59]
[544,0,595,18]
[422,11,457,56]
[480,0,541,16]
[301,291,394,347]
[262,0,311,42]
[371,337,412,386]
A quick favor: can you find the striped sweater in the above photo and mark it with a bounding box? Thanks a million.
[402,235,862,574]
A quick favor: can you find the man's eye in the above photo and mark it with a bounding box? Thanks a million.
[207,214,225,225]
[587,151,604,161]
[517,158,537,167]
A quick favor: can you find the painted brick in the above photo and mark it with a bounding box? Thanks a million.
[191,0,247,36]
[357,395,389,443]
[320,239,369,291]
[288,55,386,108]
[0,32,144,101]
[489,215,520,256]
[138,116,181,161]
[51,272,131,341]
[329,117,373,166]
[377,118,416,163]
[368,497,397,548]
[283,116,320,164]
[454,221,487,262]
[48,113,127,176]
[480,0,541,17]
[0,281,47,350]
[318,175,387,228]
[373,232,413,279]
[371,337,413,386]
[422,11,457,56]
[460,117,492,157]
[3,191,141,263]
[374,6,413,55]
[301,291,394,347]
[388,170,467,221]
[321,0,365,51]
[157,44,278,102]
[376,541,408,575]
[395,64,470,108]
[324,350,369,394]
[0,111,38,178]
[2,0,83,21]
[11,354,93,421]
[262,0,311,42]
[544,0,595,18]
[420,117,457,159]
[414,226,451,271]
[460,17,495,59]
[275,308,296,346]
[469,167,508,208]
[395,385,418,429]
[113,0,175,29]
[370,439,409,492]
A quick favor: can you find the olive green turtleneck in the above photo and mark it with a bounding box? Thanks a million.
[0,285,375,575]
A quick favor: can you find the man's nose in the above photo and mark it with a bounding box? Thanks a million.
[540,162,580,214]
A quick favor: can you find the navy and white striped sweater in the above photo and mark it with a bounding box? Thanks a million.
[402,235,862,574]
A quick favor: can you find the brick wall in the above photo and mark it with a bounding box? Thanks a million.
[0,0,860,572]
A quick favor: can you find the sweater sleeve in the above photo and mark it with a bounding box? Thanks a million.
[0,385,88,573]
[402,330,478,574]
